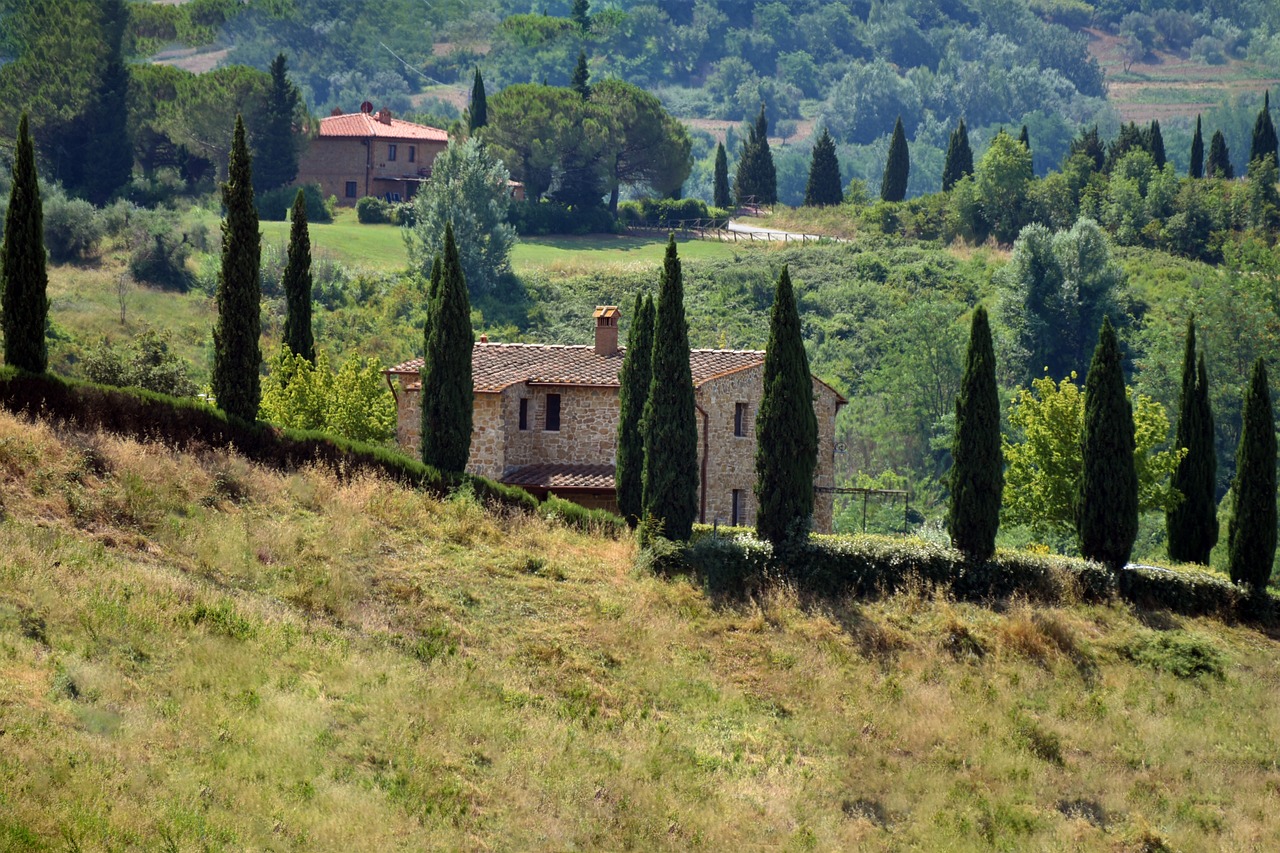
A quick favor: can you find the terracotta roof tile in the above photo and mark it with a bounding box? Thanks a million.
[319,113,448,142]
[501,463,615,490]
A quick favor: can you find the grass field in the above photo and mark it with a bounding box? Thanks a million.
[3,410,1280,850]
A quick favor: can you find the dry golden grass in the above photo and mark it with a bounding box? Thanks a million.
[3,409,1280,850]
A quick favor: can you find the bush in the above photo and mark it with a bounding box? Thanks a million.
[537,493,627,537]
[80,328,198,397]
[617,198,729,228]
[507,200,619,235]
[257,182,334,223]
[128,223,193,291]
[42,191,104,263]
[356,195,393,224]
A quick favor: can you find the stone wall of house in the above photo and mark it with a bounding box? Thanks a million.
[501,384,619,472]
[296,137,447,205]
[392,385,505,479]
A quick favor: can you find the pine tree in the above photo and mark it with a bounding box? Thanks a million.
[254,53,301,193]
[641,235,699,540]
[1189,115,1204,178]
[1227,358,1276,590]
[1167,318,1218,565]
[713,142,731,209]
[211,115,262,421]
[281,189,314,364]
[880,115,909,202]
[468,67,487,132]
[1207,130,1233,179]
[572,0,591,31]
[734,105,777,206]
[571,49,590,98]
[1077,316,1138,569]
[79,0,131,205]
[419,222,474,474]
[804,128,843,206]
[942,118,973,191]
[1250,90,1278,172]
[949,306,1003,561]
[616,292,655,526]
[1,114,48,373]
[755,266,819,547]
[1148,119,1166,169]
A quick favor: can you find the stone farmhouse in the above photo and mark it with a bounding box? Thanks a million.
[385,308,846,532]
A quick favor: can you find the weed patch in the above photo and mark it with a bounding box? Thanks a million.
[1123,631,1226,679]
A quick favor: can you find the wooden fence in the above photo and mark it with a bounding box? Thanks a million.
[624,219,835,245]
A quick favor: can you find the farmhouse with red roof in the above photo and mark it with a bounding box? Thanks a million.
[386,307,846,532]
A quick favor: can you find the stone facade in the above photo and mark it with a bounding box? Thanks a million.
[294,111,448,205]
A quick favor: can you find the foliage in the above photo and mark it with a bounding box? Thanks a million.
[880,116,910,203]
[259,347,394,444]
[616,198,726,228]
[1,114,48,373]
[419,223,473,474]
[1206,130,1233,179]
[1227,358,1276,590]
[942,118,973,193]
[1189,115,1204,179]
[713,142,730,209]
[252,53,301,194]
[256,182,332,224]
[616,292,653,527]
[126,215,193,292]
[281,190,314,364]
[734,105,776,206]
[1249,91,1277,172]
[949,306,1003,561]
[804,128,843,207]
[1167,319,1217,566]
[975,130,1033,243]
[507,200,618,236]
[356,195,394,224]
[78,0,131,205]
[81,328,197,397]
[590,78,692,210]
[570,48,590,98]
[467,66,487,132]
[41,188,103,264]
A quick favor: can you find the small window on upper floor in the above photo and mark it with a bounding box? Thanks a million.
[519,398,530,431]
[408,146,416,163]
[345,181,358,198]
[545,393,561,432]
[388,143,398,161]
[734,402,748,437]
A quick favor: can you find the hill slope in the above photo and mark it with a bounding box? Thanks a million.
[2,410,1280,849]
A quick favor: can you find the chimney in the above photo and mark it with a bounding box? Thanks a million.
[377,107,393,125]
[593,305,620,357]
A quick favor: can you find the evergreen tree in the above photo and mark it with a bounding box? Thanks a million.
[1250,90,1278,172]
[79,0,131,205]
[1189,115,1204,178]
[1148,119,1166,169]
[1,114,47,373]
[1167,318,1218,565]
[1018,124,1031,165]
[1077,316,1138,569]
[419,222,474,474]
[571,49,590,99]
[734,105,776,206]
[641,235,699,540]
[468,67,487,132]
[281,189,314,364]
[1207,130,1233,179]
[755,266,818,547]
[254,53,301,194]
[880,115,909,202]
[713,142,731,209]
[1069,124,1105,173]
[572,0,591,31]
[211,116,262,421]
[942,118,973,191]
[948,305,1003,561]
[804,128,843,206]
[616,292,655,526]
[1105,122,1147,172]
[1228,358,1276,590]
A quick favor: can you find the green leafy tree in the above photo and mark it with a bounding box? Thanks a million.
[153,65,274,181]
[468,67,487,132]
[735,105,777,206]
[79,0,131,205]
[1,114,48,373]
[642,236,699,540]
[617,292,655,526]
[1207,130,1233,179]
[975,129,1033,242]
[590,79,692,213]
[571,49,591,99]
[804,128,843,206]
[942,118,973,192]
[1190,115,1204,178]
[211,115,262,421]
[1250,90,1277,173]
[253,53,302,194]
[713,142,731,209]
[1167,319,1217,565]
[949,306,1003,561]
[419,223,474,474]
[405,137,515,297]
[1227,358,1276,589]
[1078,317,1139,569]
[755,266,818,546]
[880,115,909,202]
[259,348,396,444]
[281,189,314,364]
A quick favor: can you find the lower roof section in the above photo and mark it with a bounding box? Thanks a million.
[500,463,616,492]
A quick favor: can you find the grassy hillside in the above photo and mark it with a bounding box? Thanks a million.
[3,409,1280,849]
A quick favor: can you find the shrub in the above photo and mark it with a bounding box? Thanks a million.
[127,212,194,291]
[257,182,333,223]
[507,200,619,235]
[42,190,104,263]
[616,198,728,228]
[80,328,198,397]
[1122,630,1225,679]
[356,195,393,224]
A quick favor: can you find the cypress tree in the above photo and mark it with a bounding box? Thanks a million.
[1207,130,1233,179]
[755,266,819,547]
[617,292,655,526]
[1018,124,1031,170]
[254,53,301,193]
[804,128,843,206]
[468,67,488,132]
[80,0,131,205]
[572,0,591,31]
[1189,115,1204,178]
[420,222,473,474]
[641,235,699,540]
[211,115,262,421]
[735,105,776,206]
[1167,318,1218,565]
[1148,119,1166,169]
[1,114,48,373]
[571,49,591,98]
[713,142,731,209]
[1227,358,1276,590]
[942,118,973,191]
[949,306,1003,561]
[1250,90,1278,172]
[880,115,909,202]
[1077,316,1139,569]
[281,189,314,363]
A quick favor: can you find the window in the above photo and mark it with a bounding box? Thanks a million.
[408,146,416,163]
[545,394,561,431]
[388,143,397,161]
[731,489,743,526]
[734,402,748,437]
[519,398,529,431]
[345,181,358,198]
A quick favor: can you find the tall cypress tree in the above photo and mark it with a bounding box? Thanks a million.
[1189,115,1204,178]
[1018,124,1032,172]
[1250,90,1278,172]
[1077,317,1139,569]
[616,292,655,526]
[713,142,731,209]
[571,49,591,98]
[1148,119,1166,169]
[254,53,301,194]
[880,116,909,202]
[735,105,776,206]
[949,306,1003,561]
[80,0,131,205]
[1207,130,1233,179]
[1228,358,1276,590]
[1167,318,1218,565]
[572,0,591,31]
[468,67,488,132]
[281,189,314,363]
[804,128,843,206]
[1,114,48,373]
[942,118,973,191]
[641,235,699,540]
[755,266,819,547]
[212,116,262,421]
[420,222,473,474]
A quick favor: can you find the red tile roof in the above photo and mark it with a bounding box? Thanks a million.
[501,463,615,490]
[319,112,448,142]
